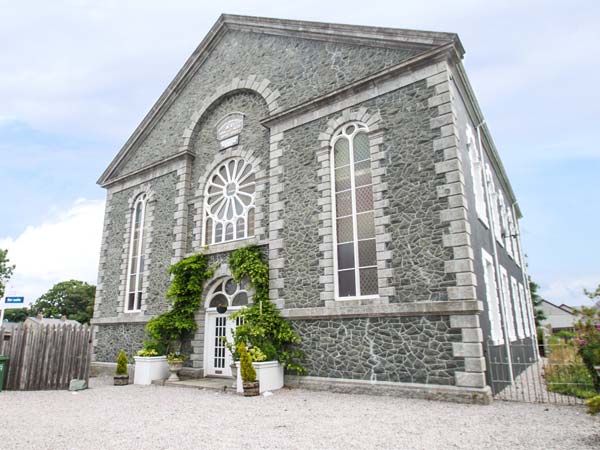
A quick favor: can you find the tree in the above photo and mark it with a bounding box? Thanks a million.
[31,280,95,324]
[0,249,15,300]
[529,278,546,327]
[3,308,30,322]
[584,284,600,301]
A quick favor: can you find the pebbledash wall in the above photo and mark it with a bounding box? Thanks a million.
[91,15,531,403]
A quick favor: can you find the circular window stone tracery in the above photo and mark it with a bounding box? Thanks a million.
[204,158,256,245]
[208,277,251,309]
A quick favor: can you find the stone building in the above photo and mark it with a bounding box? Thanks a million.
[92,15,536,403]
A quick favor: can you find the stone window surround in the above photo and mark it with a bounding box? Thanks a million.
[191,146,267,254]
[117,185,156,317]
[316,110,394,306]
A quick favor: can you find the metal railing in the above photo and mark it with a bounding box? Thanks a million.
[486,339,597,405]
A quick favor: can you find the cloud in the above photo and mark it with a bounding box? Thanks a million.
[0,199,105,306]
[537,273,600,308]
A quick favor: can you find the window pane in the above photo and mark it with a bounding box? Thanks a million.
[358,239,377,267]
[338,270,356,297]
[225,279,237,295]
[247,208,255,236]
[209,293,228,308]
[334,138,350,168]
[205,218,213,244]
[355,185,374,213]
[232,292,248,306]
[336,217,353,243]
[215,223,223,243]
[336,191,352,217]
[335,166,351,192]
[225,223,234,241]
[337,243,355,270]
[353,132,370,162]
[354,160,371,187]
[236,218,245,239]
[359,268,378,296]
[357,212,375,239]
[135,292,143,311]
[128,293,135,311]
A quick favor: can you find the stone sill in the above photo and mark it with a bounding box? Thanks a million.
[281,300,483,320]
[91,315,154,325]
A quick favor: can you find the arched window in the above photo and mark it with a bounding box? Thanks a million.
[125,193,147,312]
[207,277,250,309]
[203,158,255,245]
[331,122,378,298]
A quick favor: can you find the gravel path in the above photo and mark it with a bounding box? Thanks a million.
[1,377,598,450]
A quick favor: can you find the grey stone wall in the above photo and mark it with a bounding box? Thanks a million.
[116,31,417,178]
[279,80,451,308]
[292,316,463,385]
[94,323,147,362]
[98,172,177,319]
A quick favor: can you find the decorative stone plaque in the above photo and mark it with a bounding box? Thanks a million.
[216,112,244,149]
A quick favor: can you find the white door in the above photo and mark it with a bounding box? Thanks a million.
[206,312,238,377]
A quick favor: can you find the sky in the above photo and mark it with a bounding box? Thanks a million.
[0,0,598,308]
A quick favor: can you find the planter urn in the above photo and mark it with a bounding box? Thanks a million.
[167,361,184,382]
[133,356,169,385]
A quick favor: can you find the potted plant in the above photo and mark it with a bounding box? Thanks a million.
[238,343,259,396]
[133,341,169,385]
[114,349,129,386]
[166,352,186,382]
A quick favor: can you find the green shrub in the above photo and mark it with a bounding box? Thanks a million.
[572,307,600,392]
[554,330,576,340]
[238,343,256,382]
[545,340,596,399]
[585,395,600,415]
[115,349,128,376]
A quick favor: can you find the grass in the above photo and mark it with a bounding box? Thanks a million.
[545,339,597,399]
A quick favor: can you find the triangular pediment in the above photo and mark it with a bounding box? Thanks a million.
[98,14,463,186]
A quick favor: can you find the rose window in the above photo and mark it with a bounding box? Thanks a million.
[204,158,255,245]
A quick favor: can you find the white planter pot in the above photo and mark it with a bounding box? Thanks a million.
[235,360,284,394]
[133,356,169,385]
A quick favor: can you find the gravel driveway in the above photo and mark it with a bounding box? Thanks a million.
[1,377,598,450]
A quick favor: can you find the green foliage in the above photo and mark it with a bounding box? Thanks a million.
[30,280,95,324]
[228,245,305,374]
[585,395,600,415]
[545,339,596,399]
[554,330,576,340]
[138,339,166,356]
[584,285,600,300]
[3,308,30,322]
[572,306,600,392]
[136,348,160,357]
[238,343,256,382]
[529,278,546,326]
[146,253,214,353]
[248,346,267,362]
[115,349,128,375]
[167,352,186,363]
[0,249,15,300]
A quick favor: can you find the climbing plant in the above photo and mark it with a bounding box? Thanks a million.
[228,245,305,374]
[146,253,214,353]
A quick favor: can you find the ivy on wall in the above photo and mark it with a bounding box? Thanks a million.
[228,245,305,374]
[146,253,214,353]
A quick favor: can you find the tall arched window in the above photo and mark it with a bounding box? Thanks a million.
[203,158,255,245]
[125,193,147,312]
[466,126,487,224]
[331,122,378,298]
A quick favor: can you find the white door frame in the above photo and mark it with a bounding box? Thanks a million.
[203,308,243,377]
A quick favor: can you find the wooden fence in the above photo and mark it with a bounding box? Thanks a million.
[0,323,92,390]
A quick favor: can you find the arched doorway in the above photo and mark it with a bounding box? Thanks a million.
[203,277,251,377]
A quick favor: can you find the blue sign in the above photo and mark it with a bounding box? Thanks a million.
[5,296,24,304]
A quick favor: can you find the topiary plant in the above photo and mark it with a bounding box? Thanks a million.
[238,343,256,383]
[585,395,600,415]
[116,349,128,376]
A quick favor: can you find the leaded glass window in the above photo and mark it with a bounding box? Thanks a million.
[125,193,147,312]
[331,123,378,298]
[203,158,255,245]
